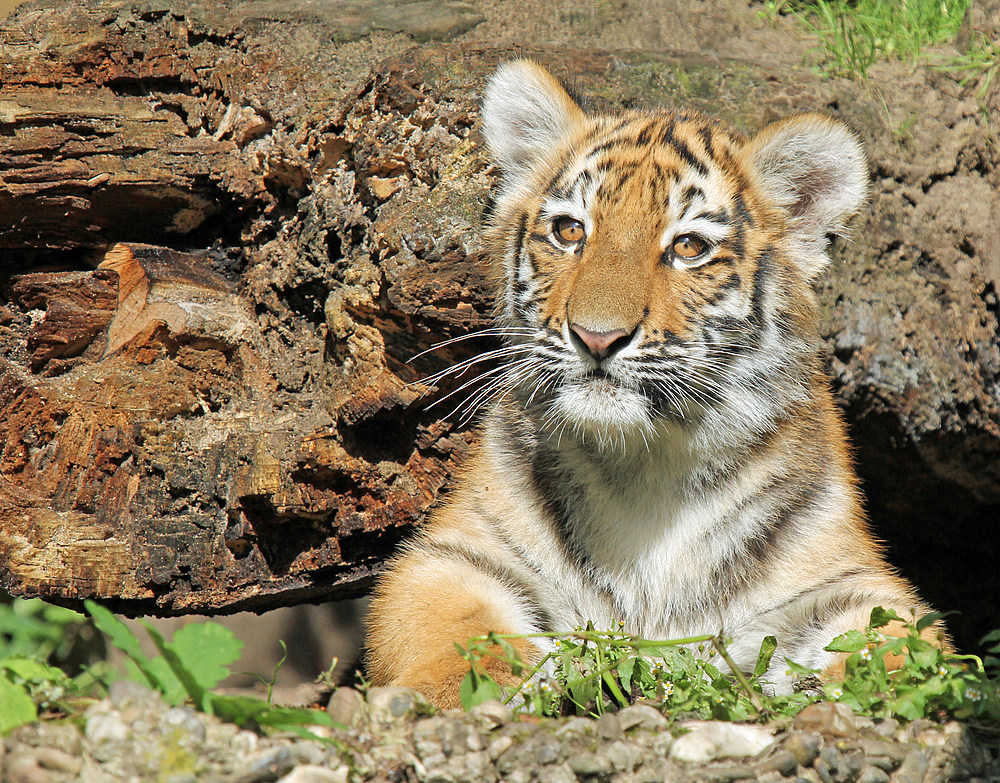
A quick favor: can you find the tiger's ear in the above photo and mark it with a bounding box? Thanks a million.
[742,114,869,278]
[481,60,586,186]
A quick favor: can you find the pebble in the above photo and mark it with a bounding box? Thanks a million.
[595,711,623,740]
[326,687,365,728]
[617,703,669,732]
[535,762,578,783]
[755,749,798,777]
[469,699,512,727]
[4,751,51,783]
[366,686,433,724]
[33,746,82,774]
[793,702,858,738]
[84,712,130,744]
[857,765,891,783]
[567,751,613,778]
[0,676,994,783]
[277,765,349,783]
[785,732,822,766]
[894,749,929,783]
[670,722,776,763]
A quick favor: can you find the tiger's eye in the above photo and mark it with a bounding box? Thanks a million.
[553,216,586,245]
[672,234,709,260]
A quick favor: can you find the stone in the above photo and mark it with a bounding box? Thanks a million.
[893,750,929,783]
[857,766,890,783]
[84,713,130,745]
[617,704,669,732]
[366,686,434,724]
[326,688,366,728]
[755,749,798,777]
[603,741,644,773]
[670,723,776,764]
[702,763,757,782]
[874,719,900,739]
[567,751,612,778]
[469,700,512,727]
[535,762,578,783]
[33,747,83,774]
[595,712,623,740]
[162,707,207,745]
[784,732,823,766]
[277,766,349,783]
[235,748,296,783]
[3,752,52,783]
[792,703,858,738]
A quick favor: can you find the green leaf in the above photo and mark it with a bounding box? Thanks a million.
[458,669,502,710]
[167,622,243,692]
[784,658,817,676]
[868,607,904,628]
[892,688,927,721]
[915,611,955,632]
[754,636,777,678]
[825,629,867,653]
[980,629,1000,648]
[0,675,37,734]
[86,601,165,692]
[616,656,636,690]
[142,623,207,709]
[1,657,67,685]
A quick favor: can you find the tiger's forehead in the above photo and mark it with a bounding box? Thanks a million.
[537,113,747,240]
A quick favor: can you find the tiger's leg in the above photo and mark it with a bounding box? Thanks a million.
[366,549,542,709]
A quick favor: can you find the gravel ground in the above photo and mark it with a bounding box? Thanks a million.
[3,681,997,783]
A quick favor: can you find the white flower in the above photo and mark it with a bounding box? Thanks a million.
[662,681,675,698]
[859,647,873,661]
[829,686,844,699]
[937,666,949,677]
[964,687,983,702]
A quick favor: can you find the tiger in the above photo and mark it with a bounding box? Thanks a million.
[365,59,944,708]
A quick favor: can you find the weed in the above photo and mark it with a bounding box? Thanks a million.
[457,609,1000,726]
[84,601,341,740]
[935,32,1000,102]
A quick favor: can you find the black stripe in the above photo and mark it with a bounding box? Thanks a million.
[660,122,709,176]
[760,567,876,619]
[749,245,774,328]
[681,185,705,211]
[512,213,528,259]
[698,125,715,158]
[733,192,755,228]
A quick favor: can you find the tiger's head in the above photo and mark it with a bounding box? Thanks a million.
[479,60,868,448]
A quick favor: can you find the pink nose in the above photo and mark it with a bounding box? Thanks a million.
[569,323,631,358]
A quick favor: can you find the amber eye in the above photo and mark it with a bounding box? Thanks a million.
[553,216,586,245]
[671,233,710,261]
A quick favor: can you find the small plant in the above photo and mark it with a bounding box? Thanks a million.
[936,32,1000,102]
[791,0,972,79]
[456,622,816,719]
[456,610,1000,726]
[820,607,1000,723]
[0,598,106,734]
[85,601,339,740]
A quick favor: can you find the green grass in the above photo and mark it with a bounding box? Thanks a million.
[759,0,979,80]
[457,608,1000,727]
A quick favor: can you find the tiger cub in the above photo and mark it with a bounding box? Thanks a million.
[366,60,942,708]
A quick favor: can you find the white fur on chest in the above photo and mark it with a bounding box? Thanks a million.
[503,429,784,640]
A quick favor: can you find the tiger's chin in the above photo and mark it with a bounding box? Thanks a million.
[546,380,654,446]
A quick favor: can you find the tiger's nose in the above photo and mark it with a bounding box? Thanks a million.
[569,323,634,361]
